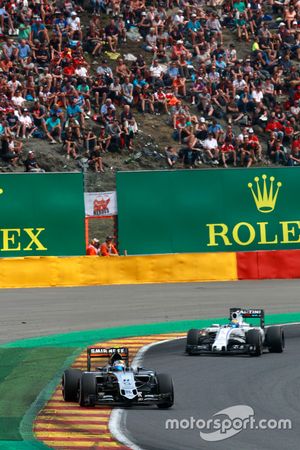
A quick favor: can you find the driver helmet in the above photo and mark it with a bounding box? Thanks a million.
[113,360,125,371]
[230,318,239,328]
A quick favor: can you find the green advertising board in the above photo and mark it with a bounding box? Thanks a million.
[117,167,300,255]
[0,173,85,257]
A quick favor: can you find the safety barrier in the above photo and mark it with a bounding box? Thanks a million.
[237,249,300,280]
[2,248,300,288]
[0,252,237,288]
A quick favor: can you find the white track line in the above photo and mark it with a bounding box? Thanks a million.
[109,337,184,450]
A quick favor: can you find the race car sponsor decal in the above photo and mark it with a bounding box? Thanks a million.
[34,333,184,450]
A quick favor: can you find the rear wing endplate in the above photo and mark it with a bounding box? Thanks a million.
[87,347,129,371]
[229,308,265,328]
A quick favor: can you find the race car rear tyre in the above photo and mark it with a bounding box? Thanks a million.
[157,373,174,409]
[186,329,199,354]
[266,326,285,353]
[79,373,96,407]
[246,329,262,356]
[62,368,82,402]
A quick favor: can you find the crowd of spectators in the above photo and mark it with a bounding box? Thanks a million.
[0,0,300,171]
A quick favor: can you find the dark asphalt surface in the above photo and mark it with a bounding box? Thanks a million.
[125,324,300,450]
[1,280,300,343]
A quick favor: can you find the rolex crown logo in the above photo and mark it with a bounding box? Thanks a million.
[248,174,282,213]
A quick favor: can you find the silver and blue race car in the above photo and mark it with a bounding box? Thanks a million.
[62,347,174,408]
[186,308,284,356]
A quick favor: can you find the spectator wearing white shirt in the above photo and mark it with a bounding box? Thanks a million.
[145,28,157,53]
[173,10,185,25]
[233,74,247,95]
[17,109,37,139]
[68,11,82,40]
[149,59,164,87]
[203,132,219,164]
[252,85,264,107]
[75,64,88,79]
[12,91,26,108]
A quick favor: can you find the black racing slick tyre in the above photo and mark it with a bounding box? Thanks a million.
[157,373,174,409]
[246,329,262,356]
[186,329,199,354]
[62,368,82,402]
[266,326,285,353]
[79,373,96,407]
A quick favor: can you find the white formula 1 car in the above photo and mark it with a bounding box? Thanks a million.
[186,308,284,356]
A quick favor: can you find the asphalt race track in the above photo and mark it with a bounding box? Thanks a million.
[1,279,300,343]
[125,325,300,450]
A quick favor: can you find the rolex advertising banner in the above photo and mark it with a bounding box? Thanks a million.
[0,173,85,257]
[117,168,300,255]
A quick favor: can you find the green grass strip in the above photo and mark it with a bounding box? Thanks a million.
[0,347,73,442]
[1,311,300,349]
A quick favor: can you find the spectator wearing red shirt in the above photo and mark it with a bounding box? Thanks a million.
[265,117,284,140]
[288,137,300,165]
[248,128,262,160]
[100,236,119,257]
[220,139,237,168]
[86,238,100,255]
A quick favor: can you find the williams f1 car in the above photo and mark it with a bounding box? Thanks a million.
[186,308,284,356]
[62,347,174,408]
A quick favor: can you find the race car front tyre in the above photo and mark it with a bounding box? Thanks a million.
[62,368,82,402]
[246,329,262,356]
[186,329,199,354]
[266,326,285,353]
[79,373,96,407]
[157,373,174,409]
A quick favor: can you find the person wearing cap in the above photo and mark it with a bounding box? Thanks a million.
[29,16,49,45]
[138,11,151,40]
[171,40,191,61]
[100,236,119,257]
[173,9,185,25]
[67,11,82,41]
[186,13,202,46]
[248,128,262,161]
[86,238,100,255]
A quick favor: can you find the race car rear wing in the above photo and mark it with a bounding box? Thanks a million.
[229,308,265,328]
[87,347,129,371]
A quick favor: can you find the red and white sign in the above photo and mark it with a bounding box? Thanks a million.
[84,192,117,217]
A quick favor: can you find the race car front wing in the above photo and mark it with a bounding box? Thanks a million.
[186,343,259,355]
